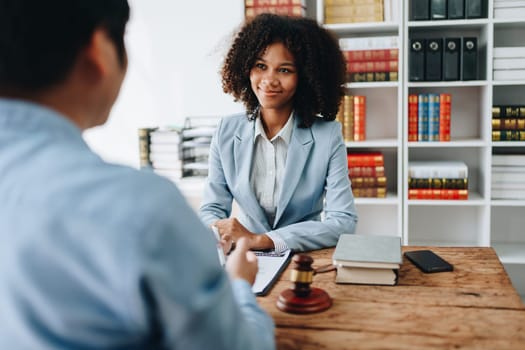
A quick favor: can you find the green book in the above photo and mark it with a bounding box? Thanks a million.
[333,234,402,269]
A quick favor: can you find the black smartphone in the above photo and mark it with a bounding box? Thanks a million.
[404,250,453,273]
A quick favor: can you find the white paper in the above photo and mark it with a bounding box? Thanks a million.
[252,250,292,295]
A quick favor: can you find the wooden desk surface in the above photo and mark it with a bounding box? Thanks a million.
[257,247,525,350]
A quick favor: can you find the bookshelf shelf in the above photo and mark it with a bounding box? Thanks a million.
[408,139,487,148]
[407,81,488,88]
[408,18,489,29]
[492,141,525,147]
[324,22,399,34]
[346,138,398,148]
[344,82,398,89]
[355,193,398,206]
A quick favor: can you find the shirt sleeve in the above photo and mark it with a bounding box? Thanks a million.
[266,231,290,253]
[131,182,275,350]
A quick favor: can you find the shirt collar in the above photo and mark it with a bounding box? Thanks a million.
[254,111,294,145]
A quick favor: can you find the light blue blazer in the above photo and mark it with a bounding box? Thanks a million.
[199,113,358,252]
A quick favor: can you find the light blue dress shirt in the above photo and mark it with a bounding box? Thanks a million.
[0,99,275,350]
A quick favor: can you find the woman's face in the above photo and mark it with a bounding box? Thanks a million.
[249,42,298,114]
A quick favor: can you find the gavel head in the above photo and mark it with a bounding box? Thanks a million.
[276,254,332,314]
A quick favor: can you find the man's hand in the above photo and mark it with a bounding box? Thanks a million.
[225,237,258,285]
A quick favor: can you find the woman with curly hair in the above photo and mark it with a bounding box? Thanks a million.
[199,13,358,252]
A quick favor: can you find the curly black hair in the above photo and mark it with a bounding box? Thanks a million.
[221,13,346,128]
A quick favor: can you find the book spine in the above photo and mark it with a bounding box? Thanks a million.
[417,94,429,141]
[343,95,354,142]
[325,14,383,24]
[492,130,525,141]
[347,59,398,73]
[245,0,306,6]
[245,5,305,18]
[439,93,451,141]
[348,165,385,177]
[339,36,399,51]
[348,71,398,82]
[350,176,387,188]
[408,188,468,200]
[324,3,383,18]
[408,94,419,142]
[427,93,440,141]
[342,49,399,62]
[492,118,525,131]
[353,96,366,141]
[138,128,155,168]
[492,105,525,118]
[347,153,384,167]
[352,187,387,198]
[409,178,468,190]
[325,0,383,5]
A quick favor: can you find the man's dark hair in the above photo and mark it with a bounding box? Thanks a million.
[221,13,346,128]
[0,0,130,93]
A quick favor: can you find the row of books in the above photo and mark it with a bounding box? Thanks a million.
[409,37,478,82]
[492,154,525,199]
[336,95,366,142]
[408,161,469,200]
[138,121,216,181]
[347,152,387,198]
[408,93,451,142]
[324,0,383,24]
[494,0,525,19]
[340,36,399,82]
[492,104,525,141]
[244,0,306,19]
[410,0,485,21]
[493,46,525,81]
[333,234,401,285]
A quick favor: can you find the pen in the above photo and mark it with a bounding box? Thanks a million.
[212,225,226,267]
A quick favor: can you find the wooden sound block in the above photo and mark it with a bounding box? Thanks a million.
[277,286,332,314]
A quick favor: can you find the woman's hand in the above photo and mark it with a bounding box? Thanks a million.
[214,218,274,250]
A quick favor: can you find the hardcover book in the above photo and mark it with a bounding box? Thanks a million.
[465,0,483,18]
[408,94,419,141]
[335,265,398,285]
[448,0,465,19]
[410,0,430,20]
[333,234,402,269]
[439,93,452,141]
[430,0,447,19]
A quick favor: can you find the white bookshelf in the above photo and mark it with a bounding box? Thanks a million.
[311,0,525,293]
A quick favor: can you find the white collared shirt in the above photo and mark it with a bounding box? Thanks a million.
[250,112,294,252]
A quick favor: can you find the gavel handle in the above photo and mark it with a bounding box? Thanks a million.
[313,264,336,274]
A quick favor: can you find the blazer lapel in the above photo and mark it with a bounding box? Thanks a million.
[274,120,314,227]
[233,119,271,230]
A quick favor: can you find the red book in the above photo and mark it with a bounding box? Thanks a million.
[353,96,366,141]
[347,152,384,167]
[408,189,468,200]
[408,94,418,142]
[348,165,385,178]
[439,93,451,142]
[343,49,399,63]
[346,60,398,73]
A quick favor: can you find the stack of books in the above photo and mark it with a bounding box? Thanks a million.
[244,0,306,19]
[408,161,468,200]
[339,36,399,82]
[493,46,525,81]
[333,234,402,286]
[408,93,452,142]
[324,0,384,24]
[492,105,525,141]
[492,154,525,200]
[336,94,366,142]
[137,122,216,182]
[347,152,387,198]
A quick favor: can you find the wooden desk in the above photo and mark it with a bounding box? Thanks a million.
[257,247,525,350]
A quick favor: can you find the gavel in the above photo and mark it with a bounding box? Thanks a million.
[276,254,332,314]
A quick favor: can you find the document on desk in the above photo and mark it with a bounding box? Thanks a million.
[252,249,292,296]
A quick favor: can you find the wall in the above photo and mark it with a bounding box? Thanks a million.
[83,0,245,167]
